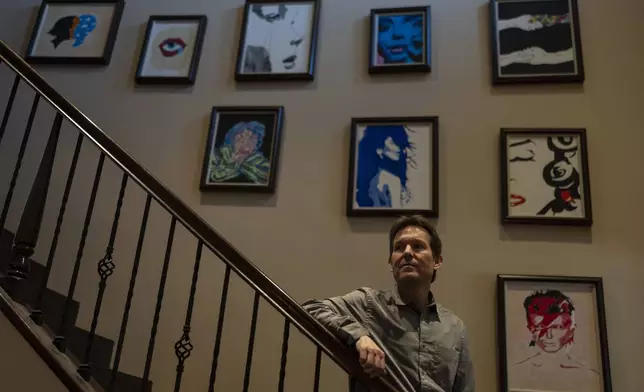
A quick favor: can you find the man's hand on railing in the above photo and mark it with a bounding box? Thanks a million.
[356,335,387,378]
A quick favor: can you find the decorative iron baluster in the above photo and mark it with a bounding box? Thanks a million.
[6,113,63,288]
[30,133,83,325]
[141,217,177,388]
[0,94,40,231]
[53,153,105,352]
[242,291,261,392]
[109,194,152,392]
[0,75,20,148]
[77,172,129,381]
[173,241,203,392]
[278,319,290,392]
[313,346,321,392]
[207,265,231,392]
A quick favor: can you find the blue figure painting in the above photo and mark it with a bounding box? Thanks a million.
[375,13,424,65]
[355,125,416,208]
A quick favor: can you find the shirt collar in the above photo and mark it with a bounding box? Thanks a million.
[391,285,438,310]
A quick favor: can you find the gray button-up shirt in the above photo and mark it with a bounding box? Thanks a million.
[303,287,475,392]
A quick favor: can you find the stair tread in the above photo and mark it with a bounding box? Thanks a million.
[92,367,152,392]
[66,326,115,369]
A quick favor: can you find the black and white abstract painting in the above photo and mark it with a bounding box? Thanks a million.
[500,128,593,226]
[490,0,585,84]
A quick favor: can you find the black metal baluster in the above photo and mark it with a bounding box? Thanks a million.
[242,291,261,392]
[172,241,203,392]
[109,194,152,392]
[207,265,231,392]
[6,113,63,288]
[313,347,321,392]
[278,319,290,392]
[30,134,83,325]
[53,153,105,352]
[0,94,40,230]
[77,172,129,380]
[0,75,20,148]
[349,377,357,392]
[141,217,177,389]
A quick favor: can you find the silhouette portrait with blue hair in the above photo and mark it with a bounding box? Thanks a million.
[355,125,416,208]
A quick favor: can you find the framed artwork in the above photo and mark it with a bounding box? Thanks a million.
[369,6,431,74]
[135,15,208,85]
[200,107,284,193]
[347,117,439,217]
[234,0,321,81]
[25,0,125,65]
[497,275,612,392]
[489,0,585,84]
[500,128,592,226]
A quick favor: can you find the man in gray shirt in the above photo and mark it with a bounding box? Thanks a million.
[303,215,475,391]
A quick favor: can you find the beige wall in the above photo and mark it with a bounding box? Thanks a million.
[1,0,643,391]
[0,312,68,392]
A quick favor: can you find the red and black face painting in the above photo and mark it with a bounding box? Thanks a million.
[523,290,576,353]
[537,136,582,216]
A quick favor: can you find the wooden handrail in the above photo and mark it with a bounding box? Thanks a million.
[0,41,399,392]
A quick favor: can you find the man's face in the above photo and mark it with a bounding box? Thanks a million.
[526,297,575,353]
[389,226,440,285]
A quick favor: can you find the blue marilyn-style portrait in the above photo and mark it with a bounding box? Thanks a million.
[375,13,425,65]
[355,125,417,208]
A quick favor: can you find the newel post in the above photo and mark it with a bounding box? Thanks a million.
[7,114,63,290]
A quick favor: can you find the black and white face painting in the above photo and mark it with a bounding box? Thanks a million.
[495,0,578,77]
[507,134,586,218]
[240,3,314,74]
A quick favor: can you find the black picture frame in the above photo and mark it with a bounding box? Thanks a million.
[200,106,285,193]
[489,0,585,85]
[369,6,431,74]
[135,15,208,85]
[497,274,612,392]
[500,128,592,226]
[25,0,125,65]
[234,0,321,82]
[347,116,439,217]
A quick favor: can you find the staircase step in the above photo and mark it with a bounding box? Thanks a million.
[66,326,115,370]
[92,367,153,392]
[0,229,81,327]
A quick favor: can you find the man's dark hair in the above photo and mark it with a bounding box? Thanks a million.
[389,215,442,283]
[523,290,575,313]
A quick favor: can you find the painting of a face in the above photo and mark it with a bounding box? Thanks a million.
[506,133,586,218]
[349,120,437,216]
[503,280,605,392]
[375,13,424,64]
[240,3,314,74]
[202,111,281,188]
[234,129,259,156]
[524,291,575,353]
[138,21,200,78]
